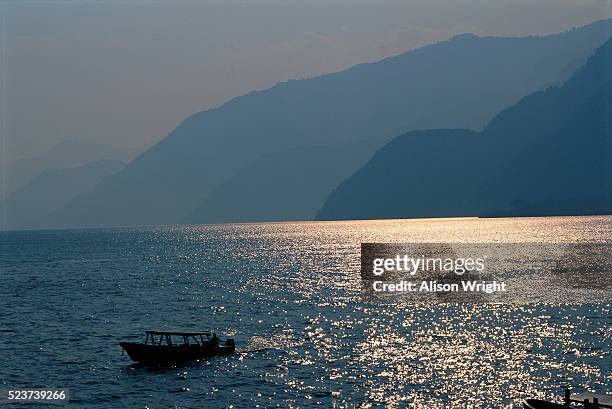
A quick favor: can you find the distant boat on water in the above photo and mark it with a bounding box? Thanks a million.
[524,389,612,409]
[523,399,569,409]
[120,330,235,365]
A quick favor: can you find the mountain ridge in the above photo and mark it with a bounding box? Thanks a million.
[316,38,612,220]
[1,159,126,230]
[33,20,612,228]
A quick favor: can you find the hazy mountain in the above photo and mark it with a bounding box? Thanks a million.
[185,141,378,223]
[316,39,612,220]
[48,20,612,228]
[0,160,125,230]
[4,140,132,195]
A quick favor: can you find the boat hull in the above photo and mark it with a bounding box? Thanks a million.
[523,399,568,409]
[120,341,235,364]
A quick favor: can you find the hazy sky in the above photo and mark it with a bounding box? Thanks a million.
[2,0,611,163]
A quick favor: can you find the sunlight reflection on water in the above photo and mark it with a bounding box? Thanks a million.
[0,216,610,408]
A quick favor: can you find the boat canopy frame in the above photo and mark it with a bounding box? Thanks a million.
[143,330,213,347]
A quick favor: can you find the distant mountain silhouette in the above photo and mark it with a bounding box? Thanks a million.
[0,160,125,230]
[5,140,132,195]
[184,141,378,223]
[42,20,612,228]
[316,38,612,220]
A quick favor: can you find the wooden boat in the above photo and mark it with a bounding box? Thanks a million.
[524,389,612,409]
[120,330,235,364]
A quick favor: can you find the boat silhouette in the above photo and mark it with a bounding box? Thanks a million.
[120,330,235,365]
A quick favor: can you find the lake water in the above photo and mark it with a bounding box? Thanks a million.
[1,216,611,408]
